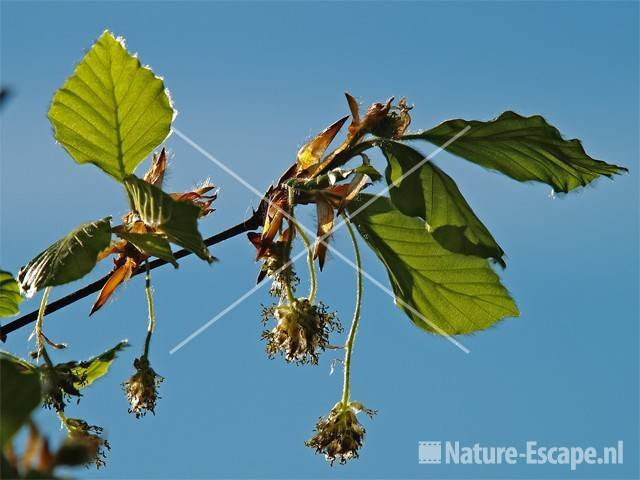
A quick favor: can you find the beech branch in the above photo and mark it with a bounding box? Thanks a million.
[0,211,263,341]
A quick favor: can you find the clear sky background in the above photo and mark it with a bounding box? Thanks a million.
[0,1,638,478]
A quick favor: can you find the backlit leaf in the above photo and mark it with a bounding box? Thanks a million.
[124,175,213,262]
[18,218,112,297]
[48,30,174,182]
[403,111,627,193]
[0,270,23,317]
[347,195,518,335]
[381,141,505,266]
[71,340,129,390]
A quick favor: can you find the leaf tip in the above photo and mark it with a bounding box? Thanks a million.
[99,29,113,39]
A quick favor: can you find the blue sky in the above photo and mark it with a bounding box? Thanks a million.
[1,1,638,478]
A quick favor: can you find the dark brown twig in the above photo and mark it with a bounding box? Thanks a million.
[0,211,263,341]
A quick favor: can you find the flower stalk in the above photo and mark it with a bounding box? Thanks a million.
[35,287,54,369]
[341,214,362,405]
[283,186,297,304]
[305,214,374,465]
[123,261,164,418]
[296,225,317,304]
[143,261,155,359]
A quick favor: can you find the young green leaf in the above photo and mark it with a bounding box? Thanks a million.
[70,340,129,390]
[115,231,178,268]
[161,200,215,263]
[347,195,518,335]
[0,353,41,446]
[0,270,23,317]
[381,141,505,266]
[351,165,383,182]
[17,218,112,297]
[403,111,627,193]
[48,30,174,182]
[124,175,213,262]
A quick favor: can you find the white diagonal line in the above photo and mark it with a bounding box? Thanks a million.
[171,126,471,353]
[170,245,308,354]
[172,126,470,351]
[173,128,267,199]
[169,281,266,355]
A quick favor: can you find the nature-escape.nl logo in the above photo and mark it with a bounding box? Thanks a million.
[418,440,624,471]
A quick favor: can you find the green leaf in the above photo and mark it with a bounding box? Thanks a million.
[352,164,383,182]
[0,351,37,372]
[347,195,519,335]
[381,141,505,267]
[404,111,627,193]
[115,231,178,267]
[17,218,112,297]
[0,270,23,317]
[124,175,213,262]
[48,30,174,182]
[0,353,41,446]
[71,340,128,390]
[161,201,215,262]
